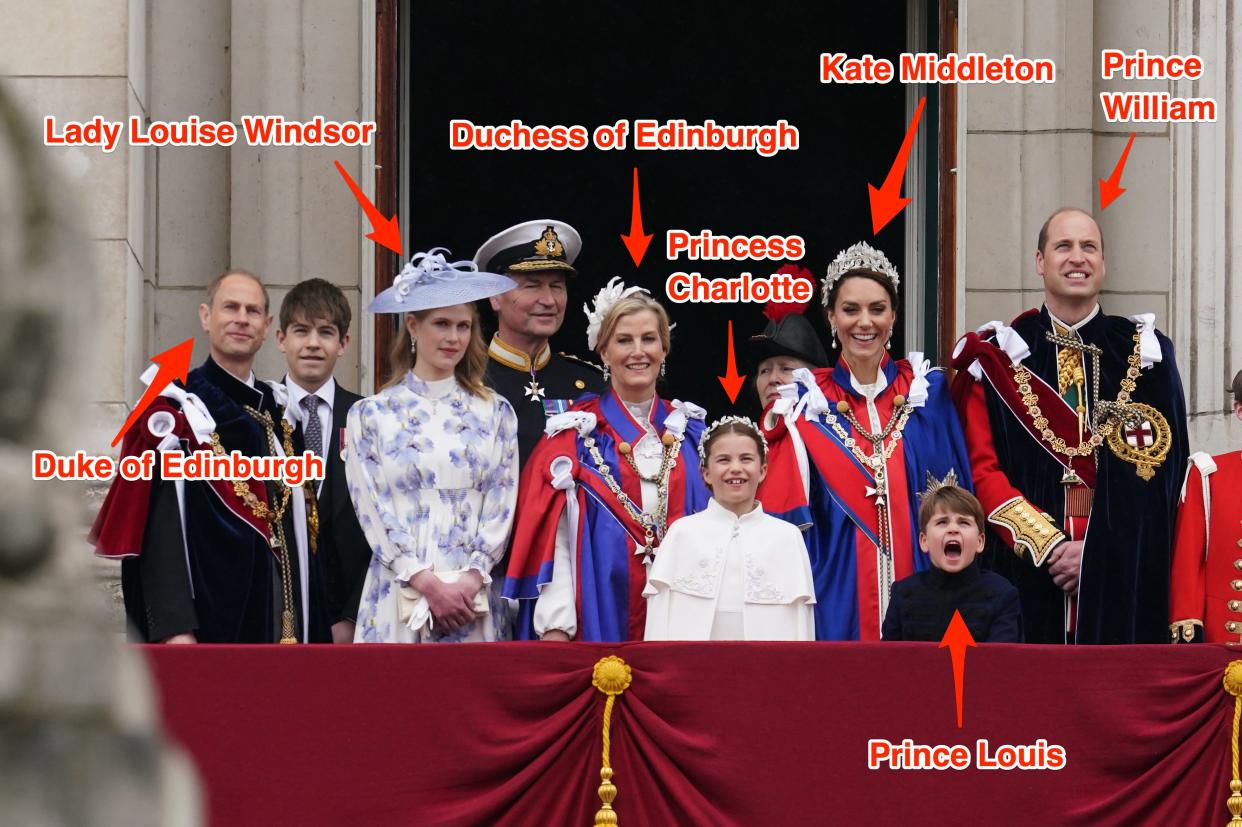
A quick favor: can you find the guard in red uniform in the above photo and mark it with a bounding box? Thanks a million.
[1170,370,1242,643]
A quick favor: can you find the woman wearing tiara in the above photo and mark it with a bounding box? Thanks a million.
[758,242,973,641]
[504,279,711,642]
[345,250,520,643]
[644,416,816,641]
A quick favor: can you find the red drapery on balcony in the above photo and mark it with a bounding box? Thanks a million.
[145,642,1237,826]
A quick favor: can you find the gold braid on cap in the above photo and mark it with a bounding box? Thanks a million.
[821,241,901,307]
[698,415,768,464]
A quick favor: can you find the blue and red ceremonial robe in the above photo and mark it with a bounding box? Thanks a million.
[503,391,710,642]
[759,356,973,641]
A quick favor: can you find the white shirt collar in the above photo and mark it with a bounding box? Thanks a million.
[284,376,336,411]
[1047,303,1100,332]
[849,371,888,400]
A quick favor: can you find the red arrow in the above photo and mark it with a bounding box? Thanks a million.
[939,610,978,728]
[717,320,747,404]
[334,160,402,255]
[868,96,926,236]
[1099,132,1137,210]
[111,338,195,447]
[620,166,653,267]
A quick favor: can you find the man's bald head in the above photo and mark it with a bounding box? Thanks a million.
[1037,207,1103,256]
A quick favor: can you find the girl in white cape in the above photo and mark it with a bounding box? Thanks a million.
[644,416,815,641]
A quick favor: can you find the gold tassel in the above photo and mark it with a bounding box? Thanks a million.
[1222,661,1242,825]
[591,656,632,827]
[280,610,298,645]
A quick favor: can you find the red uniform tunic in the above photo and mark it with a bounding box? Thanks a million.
[1170,451,1242,644]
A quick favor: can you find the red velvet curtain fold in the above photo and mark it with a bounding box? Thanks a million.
[144,642,1236,826]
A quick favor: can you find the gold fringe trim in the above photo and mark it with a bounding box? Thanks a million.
[987,496,1065,567]
[592,656,633,827]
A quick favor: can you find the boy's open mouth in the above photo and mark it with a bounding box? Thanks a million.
[944,541,962,561]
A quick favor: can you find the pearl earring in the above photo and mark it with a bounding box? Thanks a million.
[830,326,838,350]
[660,361,667,378]
[603,363,611,381]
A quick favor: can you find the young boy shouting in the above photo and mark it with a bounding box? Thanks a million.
[882,483,1022,643]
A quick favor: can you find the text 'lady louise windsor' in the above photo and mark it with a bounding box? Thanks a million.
[504,278,711,642]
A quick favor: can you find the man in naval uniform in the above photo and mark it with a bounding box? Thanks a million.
[950,207,1188,644]
[475,220,604,465]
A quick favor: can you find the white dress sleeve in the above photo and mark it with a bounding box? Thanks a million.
[467,399,520,584]
[344,399,427,583]
[533,501,578,638]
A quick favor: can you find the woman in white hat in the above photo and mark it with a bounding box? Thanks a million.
[346,249,519,643]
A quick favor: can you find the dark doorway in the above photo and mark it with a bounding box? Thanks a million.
[406,1,913,421]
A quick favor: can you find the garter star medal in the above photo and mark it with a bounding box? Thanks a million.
[1105,402,1171,480]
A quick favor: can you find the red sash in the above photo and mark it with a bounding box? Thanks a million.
[953,332,1097,489]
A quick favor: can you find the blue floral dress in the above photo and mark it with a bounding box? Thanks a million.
[345,372,519,642]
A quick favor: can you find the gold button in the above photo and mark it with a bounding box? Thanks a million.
[1229,622,1240,633]
[1236,559,1242,571]
[1237,539,1242,548]
[575,380,585,389]
[1232,580,1242,591]
[1230,601,1241,612]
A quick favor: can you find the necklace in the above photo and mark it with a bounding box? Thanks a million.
[823,394,912,564]
[227,406,302,644]
[584,430,682,562]
[1012,332,1143,480]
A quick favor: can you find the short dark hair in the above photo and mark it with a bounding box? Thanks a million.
[279,278,352,337]
[1037,207,1104,255]
[206,268,269,312]
[1232,369,1242,407]
[918,485,986,535]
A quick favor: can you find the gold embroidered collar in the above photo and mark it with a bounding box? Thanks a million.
[488,335,551,372]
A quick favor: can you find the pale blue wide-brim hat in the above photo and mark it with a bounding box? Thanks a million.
[368,248,517,313]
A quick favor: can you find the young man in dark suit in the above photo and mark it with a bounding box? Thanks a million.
[276,279,371,643]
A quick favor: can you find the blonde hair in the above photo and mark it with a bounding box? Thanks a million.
[385,304,491,398]
[595,293,672,356]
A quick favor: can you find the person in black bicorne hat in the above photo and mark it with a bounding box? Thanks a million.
[749,264,829,410]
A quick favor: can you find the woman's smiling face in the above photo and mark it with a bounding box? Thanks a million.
[827,275,896,366]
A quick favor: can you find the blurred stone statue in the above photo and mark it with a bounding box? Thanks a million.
[0,81,199,826]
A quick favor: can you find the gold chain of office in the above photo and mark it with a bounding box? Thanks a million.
[1012,331,1143,460]
[583,431,683,561]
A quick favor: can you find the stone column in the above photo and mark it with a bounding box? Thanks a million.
[230,0,364,387]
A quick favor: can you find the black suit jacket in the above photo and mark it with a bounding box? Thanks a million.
[288,380,372,624]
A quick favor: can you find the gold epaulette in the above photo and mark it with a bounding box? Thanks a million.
[557,352,604,374]
[988,496,1066,567]
[1169,619,1202,643]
